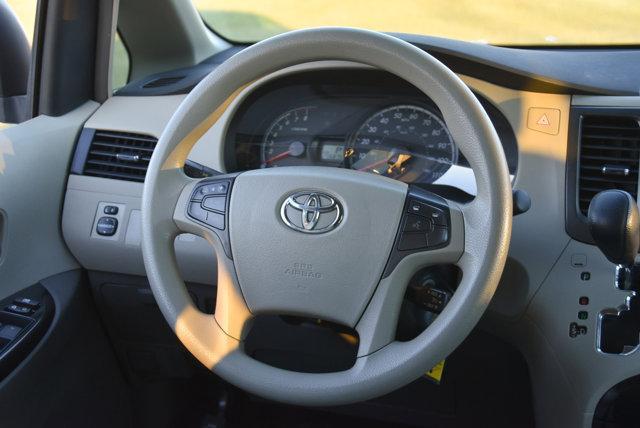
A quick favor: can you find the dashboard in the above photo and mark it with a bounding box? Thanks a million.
[225,70,517,188]
[61,37,640,426]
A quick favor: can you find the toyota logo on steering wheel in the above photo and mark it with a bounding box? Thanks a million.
[280,191,343,234]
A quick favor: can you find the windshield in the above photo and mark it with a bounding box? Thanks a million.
[193,0,640,45]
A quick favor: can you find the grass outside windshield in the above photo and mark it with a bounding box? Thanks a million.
[193,0,640,45]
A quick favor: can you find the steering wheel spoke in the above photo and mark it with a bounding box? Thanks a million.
[171,174,252,339]
[173,175,237,259]
[382,187,464,275]
[356,189,464,356]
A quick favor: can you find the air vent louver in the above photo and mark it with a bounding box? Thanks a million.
[142,76,185,88]
[83,131,157,182]
[578,115,640,215]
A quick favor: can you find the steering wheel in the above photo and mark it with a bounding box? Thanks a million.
[141,28,511,406]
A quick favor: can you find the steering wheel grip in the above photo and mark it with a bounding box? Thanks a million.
[141,27,512,406]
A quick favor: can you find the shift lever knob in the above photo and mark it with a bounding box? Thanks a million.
[587,190,640,266]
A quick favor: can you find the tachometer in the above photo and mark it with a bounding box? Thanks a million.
[261,106,315,168]
[349,105,456,183]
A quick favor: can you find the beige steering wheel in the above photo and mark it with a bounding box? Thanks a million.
[141,27,512,406]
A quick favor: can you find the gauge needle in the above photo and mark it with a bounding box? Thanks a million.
[357,150,402,172]
[358,152,413,173]
[357,156,391,172]
[264,150,292,165]
[389,153,412,173]
[264,141,306,165]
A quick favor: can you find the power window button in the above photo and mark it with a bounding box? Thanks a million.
[0,325,22,340]
[5,304,32,315]
[14,298,40,310]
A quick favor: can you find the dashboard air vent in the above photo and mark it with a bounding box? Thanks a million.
[142,76,185,88]
[83,131,157,182]
[578,115,640,215]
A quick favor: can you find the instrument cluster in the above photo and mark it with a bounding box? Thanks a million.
[225,70,517,187]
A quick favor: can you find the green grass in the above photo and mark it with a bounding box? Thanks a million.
[194,0,640,45]
[6,0,640,97]
[200,11,287,43]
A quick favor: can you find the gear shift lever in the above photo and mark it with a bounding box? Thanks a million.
[587,190,640,289]
[588,190,640,266]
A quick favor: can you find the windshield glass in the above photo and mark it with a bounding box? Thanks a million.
[193,0,640,45]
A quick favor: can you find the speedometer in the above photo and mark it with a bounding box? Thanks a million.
[349,105,457,183]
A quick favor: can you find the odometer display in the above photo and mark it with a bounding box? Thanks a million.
[349,105,456,183]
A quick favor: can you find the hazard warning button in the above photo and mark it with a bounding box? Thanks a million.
[527,107,560,135]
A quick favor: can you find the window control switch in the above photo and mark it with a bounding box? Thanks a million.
[0,324,22,341]
[5,304,32,316]
[13,297,40,310]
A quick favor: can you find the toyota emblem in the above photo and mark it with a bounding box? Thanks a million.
[280,191,343,234]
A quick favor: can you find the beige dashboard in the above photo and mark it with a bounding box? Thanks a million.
[64,62,571,318]
[61,61,640,427]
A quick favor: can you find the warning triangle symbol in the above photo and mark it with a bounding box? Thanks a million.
[537,114,550,126]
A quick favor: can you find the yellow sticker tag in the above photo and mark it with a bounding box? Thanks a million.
[425,360,446,384]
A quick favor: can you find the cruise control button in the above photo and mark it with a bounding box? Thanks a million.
[427,227,449,247]
[404,214,432,232]
[202,196,226,212]
[398,232,427,251]
[205,212,225,230]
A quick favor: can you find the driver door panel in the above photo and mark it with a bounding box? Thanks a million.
[0,103,132,427]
